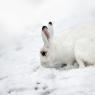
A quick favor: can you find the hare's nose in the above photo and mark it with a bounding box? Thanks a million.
[40,51,47,56]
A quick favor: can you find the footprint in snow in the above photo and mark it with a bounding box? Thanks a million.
[34,82,48,91]
[34,82,55,95]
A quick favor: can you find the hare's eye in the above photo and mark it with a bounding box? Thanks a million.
[40,51,47,56]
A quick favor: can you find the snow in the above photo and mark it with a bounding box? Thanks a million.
[1,0,95,95]
[0,29,95,95]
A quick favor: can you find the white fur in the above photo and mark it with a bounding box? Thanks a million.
[48,23,54,40]
[75,37,95,68]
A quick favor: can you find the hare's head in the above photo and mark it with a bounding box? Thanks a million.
[40,22,67,68]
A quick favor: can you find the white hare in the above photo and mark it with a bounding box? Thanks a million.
[40,22,95,69]
[75,37,95,68]
[40,22,75,68]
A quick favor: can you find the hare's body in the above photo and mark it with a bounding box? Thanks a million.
[75,38,95,68]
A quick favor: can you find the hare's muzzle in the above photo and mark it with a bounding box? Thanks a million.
[40,51,47,56]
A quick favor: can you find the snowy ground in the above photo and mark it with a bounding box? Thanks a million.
[0,28,95,95]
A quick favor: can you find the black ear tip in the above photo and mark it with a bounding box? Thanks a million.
[48,22,52,25]
[42,26,48,30]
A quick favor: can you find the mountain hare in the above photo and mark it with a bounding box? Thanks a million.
[40,22,95,69]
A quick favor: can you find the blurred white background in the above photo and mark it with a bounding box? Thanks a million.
[0,0,95,47]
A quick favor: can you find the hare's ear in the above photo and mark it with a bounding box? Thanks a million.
[41,26,50,47]
[48,22,54,38]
